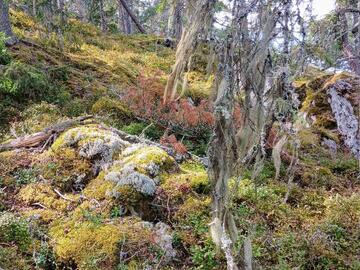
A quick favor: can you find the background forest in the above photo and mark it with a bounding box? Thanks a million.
[0,0,359,269]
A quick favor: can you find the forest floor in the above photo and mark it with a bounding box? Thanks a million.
[0,10,359,270]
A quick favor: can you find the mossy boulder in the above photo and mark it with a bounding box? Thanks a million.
[102,145,176,208]
[51,124,130,166]
[117,144,176,176]
[49,203,160,269]
[41,148,93,192]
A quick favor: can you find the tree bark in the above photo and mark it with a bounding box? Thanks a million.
[32,0,37,16]
[208,43,239,270]
[118,0,132,34]
[336,4,360,76]
[167,0,183,40]
[0,0,17,46]
[118,0,146,33]
[99,0,107,32]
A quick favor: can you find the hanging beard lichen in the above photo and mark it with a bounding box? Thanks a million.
[163,0,215,102]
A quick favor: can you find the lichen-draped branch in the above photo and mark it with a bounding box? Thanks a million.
[163,0,216,103]
[207,40,239,268]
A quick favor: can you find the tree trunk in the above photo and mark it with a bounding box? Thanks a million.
[99,0,107,32]
[336,4,360,76]
[118,0,145,33]
[208,44,239,270]
[164,0,215,102]
[118,0,132,34]
[167,0,183,40]
[0,0,17,46]
[32,0,37,16]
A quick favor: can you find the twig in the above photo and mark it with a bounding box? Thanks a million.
[140,122,154,139]
[32,202,47,209]
[54,188,74,202]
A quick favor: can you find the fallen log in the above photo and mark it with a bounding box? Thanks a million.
[0,116,207,166]
[0,115,93,153]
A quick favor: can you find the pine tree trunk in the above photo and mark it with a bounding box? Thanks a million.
[99,0,107,32]
[167,0,182,39]
[118,0,145,33]
[0,0,17,45]
[32,0,37,16]
[118,0,132,34]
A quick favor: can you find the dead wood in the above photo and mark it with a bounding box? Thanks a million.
[0,115,93,153]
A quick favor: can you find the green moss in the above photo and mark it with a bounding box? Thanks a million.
[302,166,338,189]
[49,204,154,270]
[42,147,93,192]
[17,182,78,214]
[298,128,320,149]
[120,145,175,175]
[0,246,32,270]
[14,102,64,134]
[83,172,115,201]
[64,98,90,117]
[110,185,143,205]
[50,220,124,269]
[184,71,214,101]
[91,97,132,121]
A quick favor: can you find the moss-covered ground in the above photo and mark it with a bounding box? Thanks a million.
[0,9,359,270]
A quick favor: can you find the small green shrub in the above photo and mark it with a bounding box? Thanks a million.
[0,33,11,65]
[48,65,70,81]
[0,61,54,100]
[190,240,218,270]
[0,212,31,252]
[64,97,89,117]
[121,122,163,140]
[276,233,308,269]
[35,242,57,270]
[13,168,38,186]
[110,206,125,218]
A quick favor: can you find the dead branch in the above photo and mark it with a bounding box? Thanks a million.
[32,202,47,209]
[54,188,75,202]
[0,115,93,153]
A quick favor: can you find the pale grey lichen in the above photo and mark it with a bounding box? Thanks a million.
[327,84,360,159]
[153,222,177,261]
[105,168,156,196]
[52,126,130,168]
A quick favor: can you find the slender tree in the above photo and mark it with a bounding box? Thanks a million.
[118,0,132,34]
[118,0,146,33]
[0,0,17,45]
[167,0,183,40]
[99,0,107,31]
[335,0,360,75]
